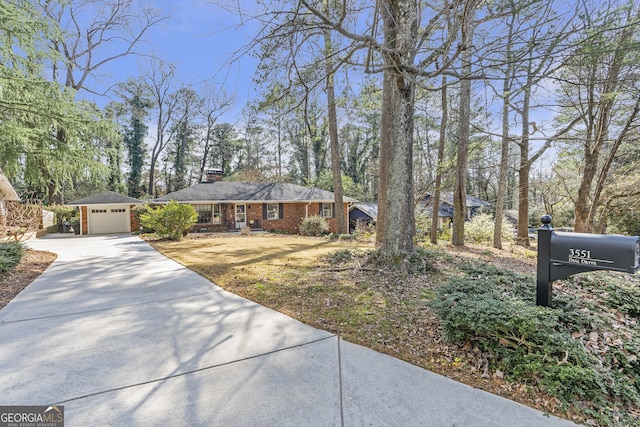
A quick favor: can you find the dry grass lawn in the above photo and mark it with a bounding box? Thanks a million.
[151,233,373,287]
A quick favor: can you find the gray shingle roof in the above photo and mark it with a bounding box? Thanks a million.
[68,191,142,205]
[154,182,356,203]
[350,202,378,220]
[429,192,491,208]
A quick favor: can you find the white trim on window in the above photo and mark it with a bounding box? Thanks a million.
[266,203,279,220]
[212,204,221,224]
[320,203,333,218]
[194,204,213,224]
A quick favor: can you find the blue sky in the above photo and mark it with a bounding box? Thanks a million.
[80,0,260,120]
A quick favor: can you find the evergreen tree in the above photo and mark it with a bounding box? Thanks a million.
[120,81,152,198]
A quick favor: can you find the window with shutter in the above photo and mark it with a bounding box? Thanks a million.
[266,203,279,220]
[320,203,334,218]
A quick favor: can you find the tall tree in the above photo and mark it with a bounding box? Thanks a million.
[40,0,163,92]
[256,83,293,179]
[0,0,109,202]
[322,0,346,234]
[451,2,478,246]
[207,123,238,177]
[143,59,179,197]
[375,0,419,254]
[37,0,163,202]
[341,81,382,201]
[120,80,152,198]
[197,86,234,182]
[430,76,449,245]
[501,1,578,245]
[492,8,517,250]
[167,88,203,191]
[103,102,127,194]
[559,1,640,232]
[238,0,476,257]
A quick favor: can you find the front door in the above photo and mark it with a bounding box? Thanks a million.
[235,204,247,229]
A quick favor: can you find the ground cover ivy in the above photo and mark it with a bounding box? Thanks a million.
[432,263,640,426]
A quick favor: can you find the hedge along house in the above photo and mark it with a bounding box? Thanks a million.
[68,191,142,235]
[154,172,356,234]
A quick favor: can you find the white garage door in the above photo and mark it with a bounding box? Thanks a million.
[88,205,130,234]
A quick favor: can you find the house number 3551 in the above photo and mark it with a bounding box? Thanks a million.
[569,249,592,259]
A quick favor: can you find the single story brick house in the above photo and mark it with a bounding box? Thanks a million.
[68,191,142,235]
[155,176,356,235]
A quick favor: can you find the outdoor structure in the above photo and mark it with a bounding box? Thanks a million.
[421,192,490,228]
[155,177,355,235]
[349,202,378,232]
[0,172,21,228]
[68,191,141,235]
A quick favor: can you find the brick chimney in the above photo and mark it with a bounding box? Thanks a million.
[204,169,224,183]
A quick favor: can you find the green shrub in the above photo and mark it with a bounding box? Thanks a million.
[47,204,78,231]
[299,215,329,236]
[464,213,515,244]
[0,242,24,272]
[432,263,640,423]
[47,205,77,222]
[139,201,197,241]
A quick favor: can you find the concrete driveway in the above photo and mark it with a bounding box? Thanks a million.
[0,235,578,426]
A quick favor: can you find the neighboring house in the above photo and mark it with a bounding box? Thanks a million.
[349,202,378,231]
[422,192,491,229]
[349,193,490,232]
[503,209,519,227]
[68,191,142,235]
[155,173,355,234]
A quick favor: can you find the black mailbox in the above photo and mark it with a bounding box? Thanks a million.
[537,215,640,307]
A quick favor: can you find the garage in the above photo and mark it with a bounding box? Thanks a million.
[88,204,131,234]
[68,191,141,235]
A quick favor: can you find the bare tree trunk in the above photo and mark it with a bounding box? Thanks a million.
[376,0,417,256]
[452,8,476,247]
[493,12,518,250]
[430,76,447,245]
[573,18,637,233]
[323,20,346,234]
[494,79,511,249]
[198,114,214,184]
[587,97,640,230]
[515,83,532,246]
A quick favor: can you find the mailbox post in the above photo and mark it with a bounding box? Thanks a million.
[536,215,554,306]
[536,215,640,307]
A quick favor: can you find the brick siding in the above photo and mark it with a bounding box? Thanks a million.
[81,206,88,235]
[188,202,349,234]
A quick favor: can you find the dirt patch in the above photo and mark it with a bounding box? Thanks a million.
[0,249,57,309]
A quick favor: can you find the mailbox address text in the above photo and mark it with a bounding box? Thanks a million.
[568,248,613,265]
